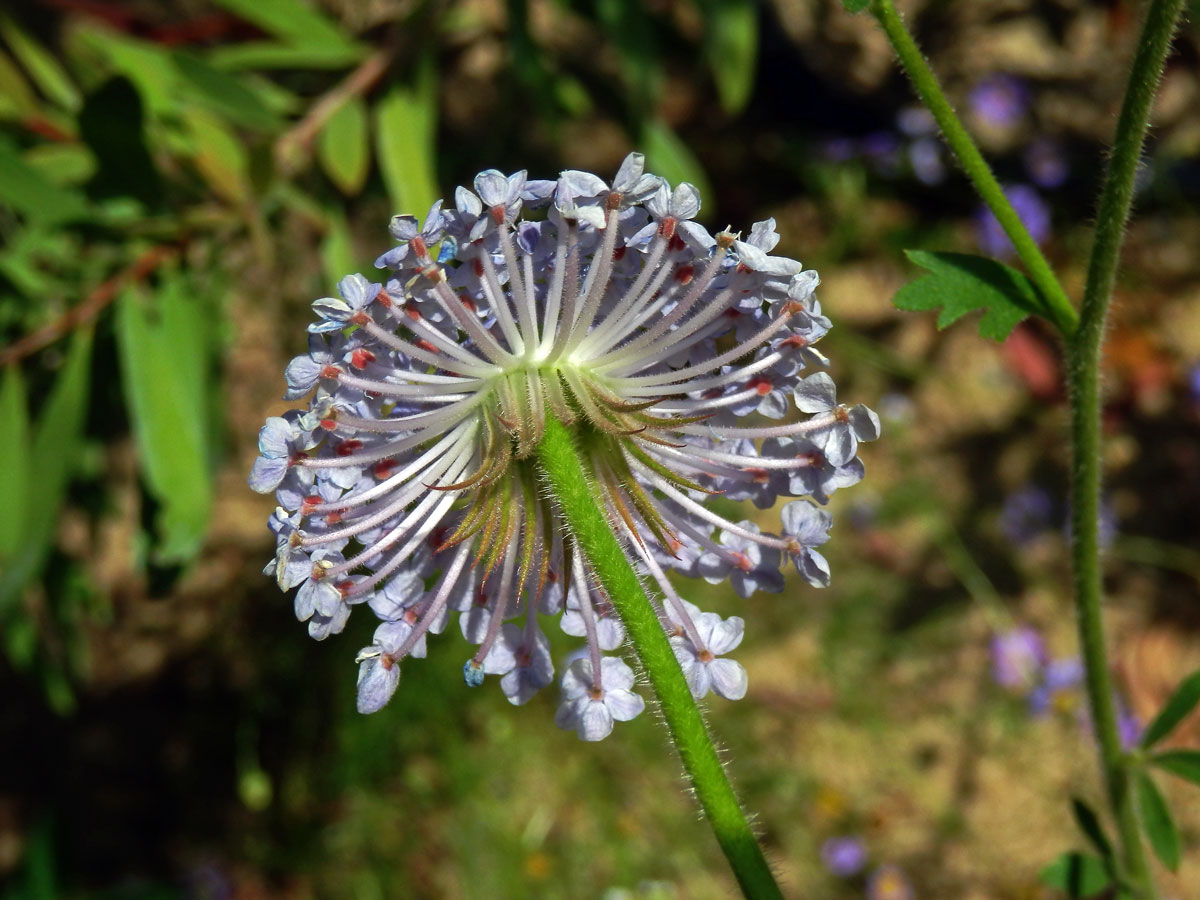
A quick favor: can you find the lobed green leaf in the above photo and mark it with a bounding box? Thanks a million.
[1135,771,1181,871]
[1150,749,1200,787]
[1140,668,1200,749]
[893,249,1045,341]
[1069,797,1115,865]
[1038,852,1112,897]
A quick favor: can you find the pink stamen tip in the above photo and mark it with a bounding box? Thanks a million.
[381,655,395,670]
[320,364,342,380]
[732,551,753,572]
[319,417,337,431]
[335,439,363,457]
[749,377,772,395]
[658,217,677,241]
[350,348,376,369]
[335,580,354,596]
[490,205,506,225]
[350,310,370,326]
[404,608,419,625]
[673,264,695,284]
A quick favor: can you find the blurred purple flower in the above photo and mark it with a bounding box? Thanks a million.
[1118,704,1144,750]
[976,184,1050,258]
[896,105,936,137]
[908,138,945,185]
[991,625,1047,690]
[1187,363,1200,406]
[822,835,868,877]
[1024,138,1069,189]
[1029,657,1084,715]
[1001,485,1053,546]
[821,137,859,163]
[969,74,1030,128]
[861,131,902,176]
[868,865,914,900]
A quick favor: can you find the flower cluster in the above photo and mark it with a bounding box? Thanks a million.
[250,153,879,739]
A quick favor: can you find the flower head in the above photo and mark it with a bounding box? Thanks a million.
[821,836,868,877]
[251,153,878,737]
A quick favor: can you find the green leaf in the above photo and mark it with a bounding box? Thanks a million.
[115,278,213,563]
[842,0,871,11]
[207,41,365,71]
[0,365,31,559]
[0,46,37,118]
[1140,668,1200,748]
[69,27,176,116]
[1136,771,1181,871]
[1150,749,1200,786]
[0,136,89,225]
[318,96,370,196]
[320,210,358,286]
[0,330,93,615]
[0,13,81,111]
[1038,852,1112,897]
[702,0,758,114]
[374,63,438,217]
[23,143,97,186]
[641,119,714,209]
[893,249,1044,341]
[1069,797,1115,864]
[208,0,361,53]
[172,51,281,131]
[180,106,249,205]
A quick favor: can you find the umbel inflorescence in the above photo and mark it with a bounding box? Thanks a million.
[250,153,879,740]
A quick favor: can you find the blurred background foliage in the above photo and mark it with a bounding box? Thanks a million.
[1,0,1200,897]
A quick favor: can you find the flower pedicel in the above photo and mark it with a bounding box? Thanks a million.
[250,153,878,740]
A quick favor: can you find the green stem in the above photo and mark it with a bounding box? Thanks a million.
[1070,1,1185,896]
[869,0,1078,337]
[536,415,785,900]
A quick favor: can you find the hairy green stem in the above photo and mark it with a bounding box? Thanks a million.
[869,0,1078,337]
[536,415,785,900]
[1071,1,1185,896]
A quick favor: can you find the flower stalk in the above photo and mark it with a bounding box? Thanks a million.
[869,0,1186,896]
[868,0,1078,337]
[536,413,785,900]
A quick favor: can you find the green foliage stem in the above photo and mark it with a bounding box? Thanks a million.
[1069,1,1185,895]
[535,415,785,900]
[868,0,1078,337]
[871,0,1187,896]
